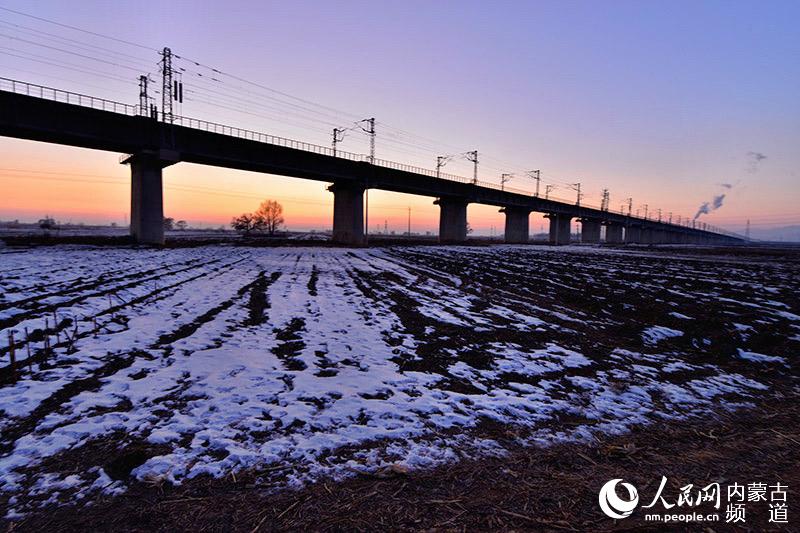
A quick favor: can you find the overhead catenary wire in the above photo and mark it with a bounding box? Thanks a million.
[177,65,359,126]
[0,32,145,73]
[0,6,157,51]
[0,63,136,96]
[0,47,137,85]
[174,63,492,168]
[183,85,345,130]
[183,95,337,143]
[0,19,156,67]
[173,54,363,122]
[183,87,341,130]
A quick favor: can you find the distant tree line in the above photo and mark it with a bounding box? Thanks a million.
[163,218,189,231]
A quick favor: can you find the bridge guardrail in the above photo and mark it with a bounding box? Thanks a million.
[0,77,745,239]
[0,77,138,116]
[168,115,369,163]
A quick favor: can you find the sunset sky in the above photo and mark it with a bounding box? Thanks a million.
[1,0,799,235]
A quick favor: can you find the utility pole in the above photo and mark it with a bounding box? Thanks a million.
[642,204,649,220]
[436,155,452,179]
[668,212,672,224]
[501,173,513,191]
[359,118,376,164]
[160,47,173,123]
[332,127,345,157]
[657,208,662,222]
[626,197,633,217]
[677,215,682,225]
[465,151,478,184]
[601,189,610,211]
[159,47,182,123]
[357,118,375,245]
[138,75,149,116]
[545,184,554,200]
[528,170,541,197]
[571,182,582,206]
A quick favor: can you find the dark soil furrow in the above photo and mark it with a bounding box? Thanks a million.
[0,349,152,456]
[0,257,209,313]
[0,258,250,380]
[0,258,225,331]
[156,269,274,346]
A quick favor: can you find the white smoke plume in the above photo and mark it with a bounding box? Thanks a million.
[694,193,726,220]
[694,151,760,220]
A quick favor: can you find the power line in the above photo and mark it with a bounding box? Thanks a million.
[0,19,155,66]
[183,84,344,129]
[183,94,338,142]
[0,32,144,72]
[173,55,362,122]
[168,51,615,198]
[0,47,136,85]
[0,61,135,93]
[0,6,157,51]
[178,66,358,126]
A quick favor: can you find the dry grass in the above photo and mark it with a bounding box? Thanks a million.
[5,392,798,532]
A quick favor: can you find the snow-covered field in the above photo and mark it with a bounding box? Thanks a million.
[0,244,797,517]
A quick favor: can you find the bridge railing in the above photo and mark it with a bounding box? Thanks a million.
[0,77,138,116]
[169,114,369,163]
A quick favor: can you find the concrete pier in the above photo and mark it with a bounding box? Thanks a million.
[122,153,174,245]
[501,207,530,244]
[436,197,469,243]
[579,218,602,243]
[626,225,641,244]
[605,223,624,244]
[652,230,667,244]
[546,213,572,245]
[329,182,365,245]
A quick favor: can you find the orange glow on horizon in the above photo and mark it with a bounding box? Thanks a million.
[1,138,793,233]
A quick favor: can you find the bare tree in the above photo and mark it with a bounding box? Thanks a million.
[38,216,57,231]
[254,200,285,236]
[231,213,262,235]
[231,200,285,236]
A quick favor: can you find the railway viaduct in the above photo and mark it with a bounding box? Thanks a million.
[0,81,744,247]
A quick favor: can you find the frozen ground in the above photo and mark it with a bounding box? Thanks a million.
[0,244,797,517]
